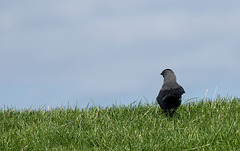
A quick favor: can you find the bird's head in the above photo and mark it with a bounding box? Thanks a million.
[161,69,177,82]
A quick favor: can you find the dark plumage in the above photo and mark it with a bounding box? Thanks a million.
[156,69,185,117]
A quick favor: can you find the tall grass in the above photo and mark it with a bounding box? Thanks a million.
[0,97,240,150]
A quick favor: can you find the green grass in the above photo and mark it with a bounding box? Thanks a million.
[0,97,240,150]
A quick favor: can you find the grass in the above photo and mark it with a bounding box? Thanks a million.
[0,97,240,150]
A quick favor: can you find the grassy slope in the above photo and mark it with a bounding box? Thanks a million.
[0,98,240,150]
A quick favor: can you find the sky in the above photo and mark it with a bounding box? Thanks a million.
[1,0,240,109]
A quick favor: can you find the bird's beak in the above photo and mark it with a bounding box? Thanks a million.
[160,72,163,76]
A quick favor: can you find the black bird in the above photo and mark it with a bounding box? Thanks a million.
[156,69,185,117]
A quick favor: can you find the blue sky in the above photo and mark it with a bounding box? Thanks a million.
[1,1,240,109]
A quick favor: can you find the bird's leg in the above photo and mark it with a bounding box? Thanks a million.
[171,109,176,115]
[164,109,172,117]
[169,111,173,117]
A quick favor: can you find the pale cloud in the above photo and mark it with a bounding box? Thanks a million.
[0,13,13,29]
[86,10,240,44]
[53,0,96,19]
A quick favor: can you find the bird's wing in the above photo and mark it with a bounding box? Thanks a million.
[157,89,168,103]
[157,86,185,103]
[157,81,185,103]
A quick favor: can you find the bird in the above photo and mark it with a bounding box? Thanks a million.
[156,69,185,117]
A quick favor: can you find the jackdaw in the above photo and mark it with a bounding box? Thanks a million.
[156,69,185,117]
